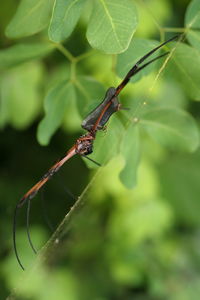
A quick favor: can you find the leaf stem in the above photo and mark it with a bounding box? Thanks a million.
[54,43,75,62]
[163,27,186,33]
[76,49,96,62]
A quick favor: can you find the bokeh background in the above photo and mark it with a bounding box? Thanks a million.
[1,0,200,299]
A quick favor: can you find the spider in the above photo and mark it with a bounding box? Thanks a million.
[14,35,178,270]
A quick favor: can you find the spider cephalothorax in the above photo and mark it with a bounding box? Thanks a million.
[75,133,95,156]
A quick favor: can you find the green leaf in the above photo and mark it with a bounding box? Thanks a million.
[140,107,199,152]
[74,76,105,118]
[159,150,200,227]
[0,62,44,129]
[186,30,200,51]
[119,124,140,189]
[86,0,138,54]
[6,0,54,38]
[62,97,82,132]
[185,0,200,51]
[37,81,75,145]
[49,0,86,42]
[185,0,200,28]
[116,38,160,83]
[169,42,200,100]
[0,42,55,70]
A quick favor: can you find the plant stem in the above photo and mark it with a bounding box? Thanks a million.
[163,27,186,33]
[54,43,75,62]
[76,49,96,62]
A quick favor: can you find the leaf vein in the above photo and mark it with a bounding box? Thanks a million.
[99,0,122,48]
[140,119,192,142]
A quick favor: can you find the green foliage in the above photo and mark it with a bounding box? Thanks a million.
[74,76,105,117]
[185,0,200,50]
[1,0,200,299]
[5,0,54,38]
[159,150,200,227]
[49,0,87,42]
[0,42,55,70]
[0,62,44,129]
[119,124,140,189]
[141,107,199,152]
[169,42,200,99]
[86,0,138,53]
[37,81,75,145]
[117,38,160,82]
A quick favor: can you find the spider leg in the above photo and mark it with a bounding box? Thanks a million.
[131,51,169,77]
[116,35,178,95]
[82,154,101,167]
[14,146,77,270]
[26,199,37,254]
[13,203,25,270]
[133,35,178,67]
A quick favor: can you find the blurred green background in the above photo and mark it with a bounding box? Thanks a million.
[1,0,200,299]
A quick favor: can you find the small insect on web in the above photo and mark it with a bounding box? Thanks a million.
[13,35,179,270]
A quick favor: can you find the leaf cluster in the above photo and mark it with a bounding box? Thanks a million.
[1,1,200,300]
[1,0,200,188]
